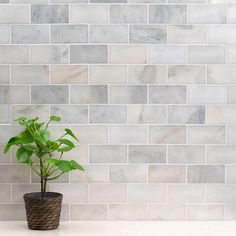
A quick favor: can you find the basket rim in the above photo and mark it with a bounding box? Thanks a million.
[24,192,63,200]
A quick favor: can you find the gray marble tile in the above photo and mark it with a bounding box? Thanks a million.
[0,66,9,84]
[89,105,127,124]
[130,25,167,44]
[149,165,186,183]
[110,85,147,104]
[31,4,69,23]
[188,165,225,183]
[51,25,88,43]
[129,145,166,163]
[149,5,187,23]
[12,25,49,44]
[110,165,147,183]
[50,65,88,84]
[128,65,166,84]
[0,105,10,124]
[0,46,29,64]
[91,0,127,3]
[90,25,128,44]
[0,25,10,44]
[168,105,205,124]
[31,85,69,104]
[0,184,11,203]
[70,85,108,104]
[31,45,68,64]
[12,65,49,84]
[225,166,236,183]
[0,204,25,220]
[110,5,147,23]
[50,105,88,124]
[149,85,186,104]
[128,105,166,124]
[0,85,30,104]
[90,145,127,163]
[70,45,108,64]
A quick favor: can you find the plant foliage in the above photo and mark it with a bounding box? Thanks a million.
[4,116,84,193]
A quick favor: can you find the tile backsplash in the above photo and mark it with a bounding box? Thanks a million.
[0,0,235,221]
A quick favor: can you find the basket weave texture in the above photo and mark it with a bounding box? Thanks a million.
[24,192,63,230]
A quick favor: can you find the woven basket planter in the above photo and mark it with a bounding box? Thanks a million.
[24,192,63,230]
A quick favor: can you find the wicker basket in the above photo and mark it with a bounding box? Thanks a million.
[24,192,63,230]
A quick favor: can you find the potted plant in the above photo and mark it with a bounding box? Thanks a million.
[3,116,84,230]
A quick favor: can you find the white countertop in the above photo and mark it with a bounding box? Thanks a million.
[1,221,236,236]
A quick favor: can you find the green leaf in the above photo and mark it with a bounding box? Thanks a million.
[50,116,61,122]
[16,147,33,164]
[65,128,79,142]
[15,117,27,126]
[59,139,75,148]
[18,130,34,144]
[58,146,73,152]
[23,145,38,152]
[71,160,84,171]
[4,137,21,153]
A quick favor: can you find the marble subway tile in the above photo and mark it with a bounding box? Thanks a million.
[188,85,225,104]
[188,45,225,64]
[208,105,236,124]
[110,85,147,104]
[11,105,49,123]
[149,5,187,23]
[0,185,11,203]
[188,125,225,144]
[207,185,236,203]
[12,65,49,84]
[207,145,236,164]
[149,85,186,104]
[70,204,108,221]
[149,125,186,144]
[226,166,236,184]
[0,145,10,163]
[109,45,147,64]
[70,45,108,64]
[90,25,128,44]
[0,105,10,123]
[0,85,30,104]
[168,25,207,44]
[31,45,68,64]
[110,165,146,183]
[148,204,186,220]
[227,6,236,23]
[71,125,108,144]
[187,204,224,220]
[128,65,166,84]
[70,85,108,104]
[149,45,186,64]
[227,126,236,144]
[128,184,166,203]
[89,184,127,203]
[0,66,10,84]
[0,125,22,143]
[168,105,205,124]
[129,145,166,163]
[168,185,205,203]
[130,25,167,44]
[31,4,69,23]
[168,145,205,164]
[50,105,88,124]
[0,5,30,23]
[0,165,30,183]
[188,5,226,24]
[168,65,205,84]
[50,184,88,203]
[31,85,69,104]
[207,66,236,84]
[110,5,147,23]
[109,204,146,220]
[110,125,147,144]
[70,4,108,23]
[227,46,236,64]
[128,105,166,124]
[188,165,225,183]
[50,65,88,84]
[90,145,127,163]
[89,105,127,124]
[51,25,88,43]
[149,165,186,183]
[225,204,236,220]
[0,25,10,44]
[0,46,29,64]
[0,204,25,220]
[89,65,127,84]
[12,25,49,44]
